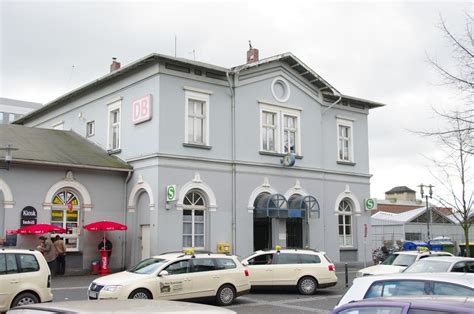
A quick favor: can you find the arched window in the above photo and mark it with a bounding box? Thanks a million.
[183,191,206,249]
[51,190,81,251]
[338,199,353,247]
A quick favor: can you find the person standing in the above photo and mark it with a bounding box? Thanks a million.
[39,236,58,276]
[53,235,66,275]
[98,237,113,264]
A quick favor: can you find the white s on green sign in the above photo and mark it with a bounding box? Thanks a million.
[166,185,176,202]
[364,198,377,211]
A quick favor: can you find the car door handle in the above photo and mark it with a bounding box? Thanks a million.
[295,269,302,271]
[266,269,272,272]
[184,278,191,282]
[212,275,219,279]
[10,280,19,284]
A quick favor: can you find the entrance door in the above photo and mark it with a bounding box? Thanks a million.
[254,217,272,250]
[286,218,302,248]
[141,225,150,260]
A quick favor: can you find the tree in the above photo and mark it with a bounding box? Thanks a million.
[428,112,472,256]
[423,15,473,256]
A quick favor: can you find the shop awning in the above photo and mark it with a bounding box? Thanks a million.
[288,195,320,218]
[254,194,288,218]
[254,194,320,219]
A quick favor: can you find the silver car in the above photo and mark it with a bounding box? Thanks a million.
[336,273,474,308]
[403,256,474,273]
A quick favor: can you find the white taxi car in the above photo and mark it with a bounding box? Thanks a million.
[241,248,337,295]
[357,250,453,277]
[88,252,250,306]
[0,249,53,312]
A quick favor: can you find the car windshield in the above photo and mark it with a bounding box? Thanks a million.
[127,258,168,274]
[403,260,452,273]
[382,254,417,267]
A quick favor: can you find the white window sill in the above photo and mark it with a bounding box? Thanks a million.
[107,149,122,155]
[337,160,356,166]
[183,143,212,150]
[259,151,303,159]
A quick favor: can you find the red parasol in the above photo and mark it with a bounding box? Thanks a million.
[16,224,67,235]
[83,221,127,232]
[6,230,18,235]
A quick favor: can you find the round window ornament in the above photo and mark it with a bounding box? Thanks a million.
[271,78,290,103]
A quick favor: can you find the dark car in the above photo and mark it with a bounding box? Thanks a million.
[332,296,474,314]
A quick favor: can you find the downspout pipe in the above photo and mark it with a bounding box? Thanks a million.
[122,169,133,270]
[226,71,237,254]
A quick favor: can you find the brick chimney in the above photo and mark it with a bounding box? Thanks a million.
[110,57,121,72]
[247,41,259,64]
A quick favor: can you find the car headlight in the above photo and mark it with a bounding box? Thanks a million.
[102,285,123,292]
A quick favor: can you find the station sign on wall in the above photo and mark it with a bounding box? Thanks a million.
[166,185,177,202]
[132,94,153,124]
[20,206,37,226]
[364,198,377,211]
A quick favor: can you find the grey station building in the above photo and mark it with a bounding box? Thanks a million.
[1,48,384,272]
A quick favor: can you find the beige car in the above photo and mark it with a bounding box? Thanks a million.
[88,252,250,306]
[7,299,236,313]
[0,249,53,312]
[241,249,337,295]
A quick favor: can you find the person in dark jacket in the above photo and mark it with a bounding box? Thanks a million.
[98,237,113,259]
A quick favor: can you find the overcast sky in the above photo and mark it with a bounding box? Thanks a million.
[1,0,471,201]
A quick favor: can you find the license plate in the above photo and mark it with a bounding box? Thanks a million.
[88,290,98,299]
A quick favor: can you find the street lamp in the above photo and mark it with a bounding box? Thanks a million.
[419,184,434,241]
[0,144,19,170]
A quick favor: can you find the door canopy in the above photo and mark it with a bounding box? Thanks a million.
[254,194,320,219]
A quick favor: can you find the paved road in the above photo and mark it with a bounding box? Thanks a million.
[51,269,358,313]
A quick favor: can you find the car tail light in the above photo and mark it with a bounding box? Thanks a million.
[328,264,335,271]
[244,269,249,277]
[47,274,51,288]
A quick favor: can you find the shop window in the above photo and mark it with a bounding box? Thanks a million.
[51,190,80,252]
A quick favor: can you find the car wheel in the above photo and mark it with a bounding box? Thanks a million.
[128,288,152,299]
[12,292,39,308]
[216,284,236,306]
[297,276,317,295]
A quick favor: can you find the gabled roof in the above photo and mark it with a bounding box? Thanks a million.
[14,52,385,125]
[0,124,131,171]
[372,206,458,225]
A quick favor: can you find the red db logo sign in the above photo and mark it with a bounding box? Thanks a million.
[133,94,153,124]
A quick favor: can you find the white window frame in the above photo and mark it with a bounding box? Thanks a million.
[86,121,95,137]
[107,101,121,151]
[338,199,353,247]
[259,103,301,155]
[184,89,210,146]
[182,191,207,250]
[337,118,354,162]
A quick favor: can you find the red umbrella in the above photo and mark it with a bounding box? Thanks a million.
[83,221,127,232]
[6,229,18,235]
[16,224,66,235]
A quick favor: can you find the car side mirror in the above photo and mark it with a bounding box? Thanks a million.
[241,260,249,266]
[158,270,169,277]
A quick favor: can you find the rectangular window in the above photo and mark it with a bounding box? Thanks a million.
[262,111,277,152]
[338,214,353,246]
[86,121,95,137]
[337,118,353,162]
[260,103,301,155]
[184,88,211,146]
[107,101,121,150]
[183,209,205,249]
[283,115,297,153]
